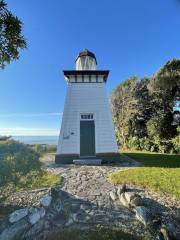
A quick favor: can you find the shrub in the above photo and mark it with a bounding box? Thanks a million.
[0,136,11,141]
[0,141,41,186]
[33,144,57,155]
[34,144,44,154]
[126,136,140,150]
[172,135,180,154]
[125,135,176,154]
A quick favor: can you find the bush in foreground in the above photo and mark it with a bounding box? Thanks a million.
[0,140,41,186]
[0,140,60,190]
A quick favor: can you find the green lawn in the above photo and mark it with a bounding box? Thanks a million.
[123,150,180,167]
[111,151,180,200]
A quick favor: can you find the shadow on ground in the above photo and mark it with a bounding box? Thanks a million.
[1,187,180,240]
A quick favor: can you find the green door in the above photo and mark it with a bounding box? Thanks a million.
[80,120,95,156]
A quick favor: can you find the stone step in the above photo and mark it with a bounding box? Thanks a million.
[73,159,102,165]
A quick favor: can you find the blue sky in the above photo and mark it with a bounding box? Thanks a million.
[0,0,180,136]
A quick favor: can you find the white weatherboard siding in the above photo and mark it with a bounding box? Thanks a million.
[57,82,118,155]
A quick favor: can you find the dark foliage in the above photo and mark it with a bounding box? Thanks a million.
[111,59,180,153]
[0,0,26,68]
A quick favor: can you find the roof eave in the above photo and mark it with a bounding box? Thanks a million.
[63,70,109,82]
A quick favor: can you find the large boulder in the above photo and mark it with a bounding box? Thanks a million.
[40,195,52,208]
[118,189,146,212]
[135,206,151,227]
[9,208,28,223]
[28,207,46,225]
[124,192,136,204]
[130,195,144,208]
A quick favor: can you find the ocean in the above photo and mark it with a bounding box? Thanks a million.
[12,136,59,145]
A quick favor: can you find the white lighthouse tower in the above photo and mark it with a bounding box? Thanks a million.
[55,50,119,164]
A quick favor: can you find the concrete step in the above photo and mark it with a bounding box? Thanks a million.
[73,159,102,165]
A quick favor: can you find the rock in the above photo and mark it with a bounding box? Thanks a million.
[9,208,28,223]
[53,201,62,213]
[119,191,140,209]
[159,225,177,240]
[92,191,101,196]
[80,203,91,211]
[160,228,170,240]
[109,191,117,201]
[148,217,162,234]
[119,191,146,210]
[22,219,45,239]
[58,190,70,200]
[119,193,129,208]
[50,188,59,199]
[72,213,78,222]
[28,207,45,225]
[124,192,136,204]
[130,195,144,207]
[135,206,151,226]
[65,217,74,226]
[117,184,127,196]
[0,219,29,240]
[53,211,68,225]
[40,195,52,208]
[71,203,80,212]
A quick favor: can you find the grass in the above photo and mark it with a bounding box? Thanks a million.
[122,150,180,167]
[111,167,180,200]
[111,151,180,200]
[17,170,61,190]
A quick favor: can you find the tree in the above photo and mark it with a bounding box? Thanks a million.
[148,59,180,140]
[111,59,180,153]
[131,77,152,138]
[111,76,138,147]
[111,76,151,148]
[0,0,26,69]
[149,59,180,98]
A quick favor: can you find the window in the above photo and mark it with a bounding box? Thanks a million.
[81,113,93,120]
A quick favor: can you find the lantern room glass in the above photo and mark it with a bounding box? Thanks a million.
[76,56,96,70]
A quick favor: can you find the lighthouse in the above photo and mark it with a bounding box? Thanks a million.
[55,50,119,164]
